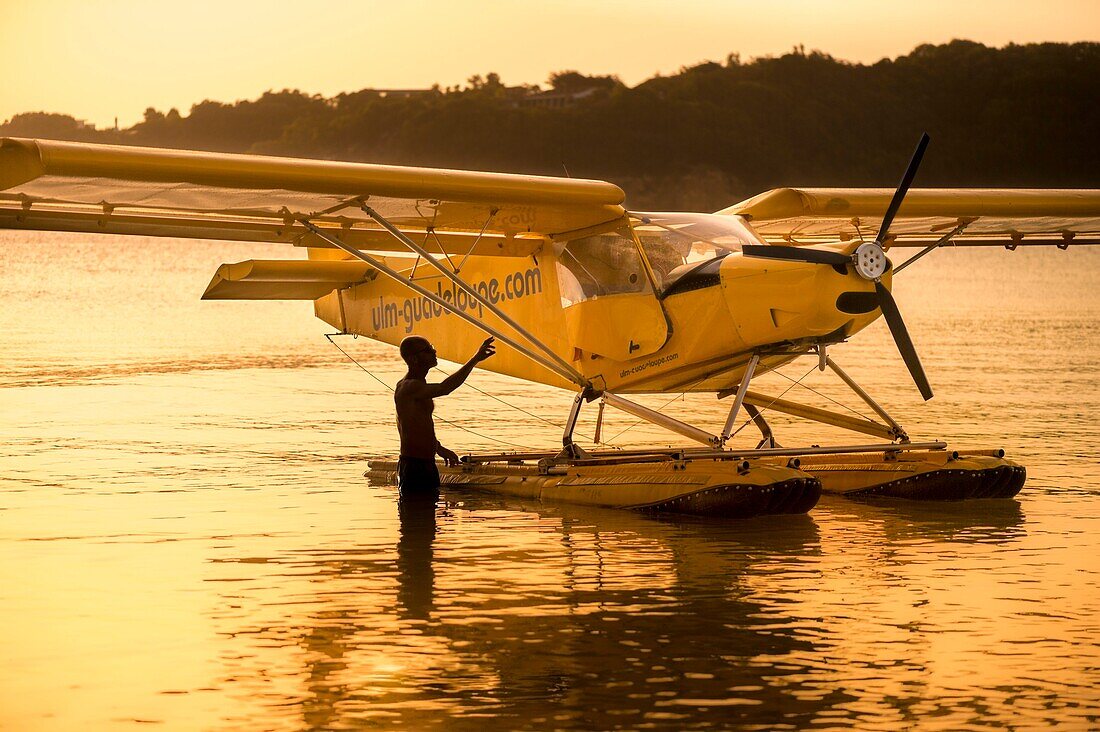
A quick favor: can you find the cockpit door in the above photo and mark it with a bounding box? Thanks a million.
[555,227,669,361]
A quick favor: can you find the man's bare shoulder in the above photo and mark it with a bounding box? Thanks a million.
[395,376,423,393]
[397,375,449,401]
[395,376,435,402]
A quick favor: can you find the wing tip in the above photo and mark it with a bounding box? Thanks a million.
[0,138,45,190]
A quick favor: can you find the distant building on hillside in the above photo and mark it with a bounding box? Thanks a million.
[361,89,435,99]
[349,84,606,107]
[513,87,602,109]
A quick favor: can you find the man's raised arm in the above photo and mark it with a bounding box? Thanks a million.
[424,337,496,398]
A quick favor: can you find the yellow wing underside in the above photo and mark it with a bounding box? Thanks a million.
[3,138,1098,251]
[723,187,1100,245]
[0,137,627,255]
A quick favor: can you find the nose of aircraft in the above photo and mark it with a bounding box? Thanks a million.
[718,244,884,348]
[722,133,934,399]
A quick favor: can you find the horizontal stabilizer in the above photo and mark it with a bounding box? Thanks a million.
[202,259,374,300]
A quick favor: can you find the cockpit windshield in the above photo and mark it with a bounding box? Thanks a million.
[631,212,766,293]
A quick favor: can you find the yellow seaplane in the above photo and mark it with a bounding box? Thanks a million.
[2,136,1098,517]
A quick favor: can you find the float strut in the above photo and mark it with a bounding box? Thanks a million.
[826,357,909,441]
[593,400,605,444]
[560,387,597,459]
[602,392,720,447]
[720,354,759,445]
[744,403,778,449]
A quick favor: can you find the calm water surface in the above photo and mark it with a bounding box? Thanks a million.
[1,232,1098,730]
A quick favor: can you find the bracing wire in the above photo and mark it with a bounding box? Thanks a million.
[324,334,536,450]
[326,335,852,452]
[600,371,718,445]
[327,334,622,448]
[429,366,618,448]
[600,389,690,445]
[770,368,875,423]
[325,333,395,392]
[601,363,820,447]
[431,365,565,431]
[727,364,817,438]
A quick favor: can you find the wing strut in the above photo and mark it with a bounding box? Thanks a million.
[299,220,589,389]
[357,203,587,385]
[892,220,971,274]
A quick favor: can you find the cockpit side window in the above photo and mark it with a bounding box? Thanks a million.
[555,228,650,307]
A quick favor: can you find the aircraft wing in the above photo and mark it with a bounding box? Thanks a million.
[722,188,1100,246]
[0,137,626,256]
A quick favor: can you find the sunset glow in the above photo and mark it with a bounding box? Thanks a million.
[2,0,1098,128]
[2,3,1099,728]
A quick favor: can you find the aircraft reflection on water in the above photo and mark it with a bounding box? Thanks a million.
[207,489,1026,728]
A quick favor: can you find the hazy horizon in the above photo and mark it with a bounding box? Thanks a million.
[3,0,1098,129]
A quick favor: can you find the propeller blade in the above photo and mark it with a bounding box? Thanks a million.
[875,281,933,400]
[877,132,930,243]
[741,245,850,266]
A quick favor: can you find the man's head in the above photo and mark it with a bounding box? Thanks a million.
[400,336,437,369]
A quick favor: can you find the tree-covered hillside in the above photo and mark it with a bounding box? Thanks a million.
[4,41,1097,210]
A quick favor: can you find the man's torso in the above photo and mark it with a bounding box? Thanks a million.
[394,377,437,459]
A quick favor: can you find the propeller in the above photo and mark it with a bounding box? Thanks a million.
[875,279,931,400]
[742,133,934,400]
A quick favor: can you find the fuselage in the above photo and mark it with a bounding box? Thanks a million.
[312,212,885,394]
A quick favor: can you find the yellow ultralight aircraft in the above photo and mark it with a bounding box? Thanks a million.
[2,135,1097,516]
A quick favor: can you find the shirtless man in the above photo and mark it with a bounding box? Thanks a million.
[394,335,496,497]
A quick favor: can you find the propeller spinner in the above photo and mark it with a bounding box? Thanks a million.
[741,133,934,400]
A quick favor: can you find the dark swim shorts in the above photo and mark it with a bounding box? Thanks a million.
[397,456,441,498]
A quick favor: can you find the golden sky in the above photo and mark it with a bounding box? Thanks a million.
[1,0,1097,129]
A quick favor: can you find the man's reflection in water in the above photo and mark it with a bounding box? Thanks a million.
[289,493,440,731]
[396,494,439,620]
